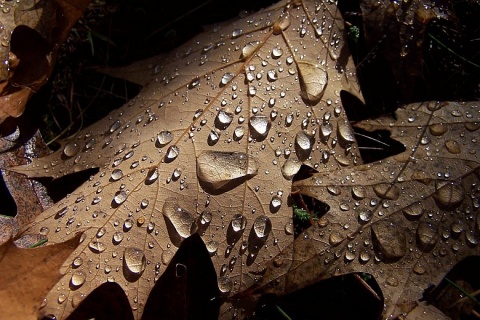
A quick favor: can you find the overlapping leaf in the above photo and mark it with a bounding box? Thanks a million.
[10,0,362,318]
[242,101,479,318]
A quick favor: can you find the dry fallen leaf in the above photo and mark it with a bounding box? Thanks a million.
[0,233,81,320]
[0,0,90,123]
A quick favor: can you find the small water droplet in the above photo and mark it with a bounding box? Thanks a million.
[88,241,106,253]
[216,110,233,129]
[70,271,86,288]
[240,41,261,59]
[433,181,465,209]
[114,190,127,205]
[232,28,243,38]
[352,186,366,200]
[230,214,247,232]
[218,276,233,293]
[63,141,80,157]
[109,120,121,133]
[111,169,123,181]
[145,167,159,185]
[402,202,424,219]
[221,73,235,86]
[295,131,314,160]
[72,256,83,268]
[445,140,461,154]
[373,183,400,200]
[165,145,180,162]
[113,232,124,244]
[267,69,278,82]
[205,239,218,254]
[329,232,345,246]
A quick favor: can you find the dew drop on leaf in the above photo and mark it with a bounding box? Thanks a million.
[123,247,146,280]
[113,232,124,244]
[249,114,271,140]
[218,276,233,294]
[351,186,366,200]
[240,41,261,59]
[145,167,159,185]
[196,151,258,190]
[373,183,400,200]
[63,141,80,158]
[253,215,271,238]
[230,214,247,233]
[113,190,127,205]
[432,181,465,209]
[416,222,439,252]
[162,198,197,238]
[88,241,106,253]
[70,271,86,288]
[157,131,173,147]
[402,202,424,219]
[297,61,328,105]
[445,140,461,154]
[72,256,83,268]
[371,220,406,261]
[110,169,123,181]
[281,158,301,180]
[165,145,180,162]
[295,131,314,160]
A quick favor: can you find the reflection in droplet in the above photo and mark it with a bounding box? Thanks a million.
[433,181,465,209]
[233,126,244,141]
[111,169,123,181]
[416,222,439,252]
[163,198,197,238]
[197,151,258,190]
[63,141,80,157]
[123,247,146,279]
[70,271,86,288]
[352,186,366,200]
[88,241,106,253]
[145,167,159,184]
[218,276,233,293]
[371,220,406,261]
[157,131,173,146]
[281,158,301,180]
[205,240,218,254]
[297,61,328,105]
[230,214,247,232]
[165,145,180,162]
[240,41,261,59]
[114,190,127,205]
[253,215,271,238]
[249,114,271,140]
[216,110,233,128]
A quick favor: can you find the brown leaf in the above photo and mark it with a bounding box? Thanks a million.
[0,0,91,123]
[10,0,362,318]
[0,233,81,320]
[242,101,479,318]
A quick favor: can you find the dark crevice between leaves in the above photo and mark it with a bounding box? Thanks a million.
[34,168,99,203]
[0,171,17,217]
[251,272,384,320]
[142,233,221,320]
[353,127,406,164]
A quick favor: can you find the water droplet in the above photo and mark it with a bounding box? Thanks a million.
[58,293,66,304]
[96,227,106,238]
[70,271,86,288]
[111,169,123,181]
[329,232,345,246]
[386,276,399,287]
[320,123,333,140]
[88,241,106,253]
[295,131,314,160]
[359,250,371,263]
[218,276,233,293]
[371,220,406,262]
[233,126,245,141]
[429,123,448,136]
[416,222,439,252]
[72,256,83,268]
[188,77,200,89]
[55,206,69,219]
[433,181,465,209]
[373,183,400,200]
[445,140,461,154]
[267,69,278,82]
[208,130,220,145]
[351,186,366,200]
[402,202,424,219]
[413,263,426,275]
[165,145,180,162]
[297,61,328,105]
[230,214,247,232]
[253,215,271,238]
[157,131,173,147]
[281,158,301,180]
[272,47,283,58]
[240,41,261,59]
[205,240,218,254]
[123,247,146,280]
[145,167,159,185]
[270,196,282,212]
[337,121,355,143]
[109,120,121,133]
[161,250,174,265]
[124,219,133,231]
[359,209,373,223]
[162,198,197,238]
[249,114,271,140]
[113,232,124,244]
[221,73,235,86]
[216,110,233,129]
[63,141,80,157]
[197,151,258,190]
[232,28,243,38]
[114,190,127,205]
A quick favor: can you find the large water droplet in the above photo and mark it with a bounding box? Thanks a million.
[205,239,218,254]
[230,214,247,232]
[337,121,355,143]
[233,126,245,141]
[218,276,233,294]
[145,167,159,185]
[253,215,271,238]
[165,145,180,162]
[157,131,173,147]
[123,247,146,281]
[88,241,106,253]
[402,202,424,219]
[110,169,123,181]
[109,120,121,133]
[281,158,301,180]
[249,114,271,140]
[433,181,465,209]
[113,190,127,205]
[373,183,400,200]
[295,131,314,161]
[371,220,406,262]
[221,73,235,86]
[63,141,80,158]
[240,41,261,59]
[445,140,461,154]
[329,232,345,246]
[197,151,258,190]
[352,186,366,200]
[70,271,86,288]
[163,198,197,238]
[297,61,328,105]
[416,222,439,252]
[272,47,283,58]
[216,110,233,129]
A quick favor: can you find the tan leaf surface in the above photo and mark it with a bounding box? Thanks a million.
[242,101,479,318]
[0,233,81,320]
[0,0,90,123]
[10,0,362,318]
